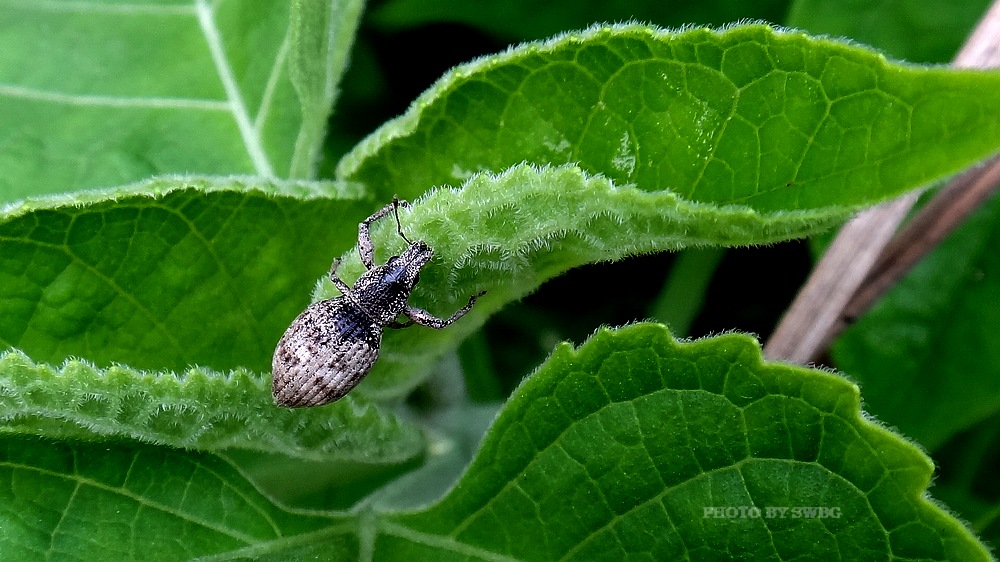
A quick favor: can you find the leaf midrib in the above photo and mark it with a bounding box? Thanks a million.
[0,0,287,179]
[193,0,275,178]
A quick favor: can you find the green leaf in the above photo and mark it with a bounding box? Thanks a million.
[0,176,371,374]
[338,23,1000,212]
[288,0,366,177]
[0,177,431,459]
[0,349,423,463]
[0,0,352,200]
[2,13,995,558]
[321,164,852,399]
[5,325,987,559]
[832,194,1000,450]
[792,0,1000,501]
[379,324,990,560]
[0,436,346,560]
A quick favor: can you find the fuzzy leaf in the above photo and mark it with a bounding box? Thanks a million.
[0,349,422,463]
[0,177,371,374]
[322,164,853,399]
[0,178,437,461]
[1,163,849,410]
[339,24,1000,213]
[288,0,366,177]
[9,325,985,559]
[376,324,991,560]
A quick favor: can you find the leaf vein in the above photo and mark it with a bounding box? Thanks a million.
[0,460,263,544]
[380,520,523,562]
[0,234,186,361]
[254,31,290,136]
[0,0,194,15]
[0,83,229,110]
[194,0,275,178]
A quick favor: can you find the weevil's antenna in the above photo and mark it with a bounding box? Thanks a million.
[391,195,414,244]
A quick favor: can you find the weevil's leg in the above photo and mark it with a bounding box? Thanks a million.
[358,198,405,268]
[404,291,486,329]
[328,258,353,296]
[391,196,414,245]
[387,318,415,329]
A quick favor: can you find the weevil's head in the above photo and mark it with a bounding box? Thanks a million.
[353,240,434,323]
[385,239,433,289]
[396,239,433,271]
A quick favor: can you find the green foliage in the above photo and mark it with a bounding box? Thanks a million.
[791,0,1000,549]
[1,0,998,559]
[386,325,987,561]
[0,349,422,463]
[339,24,1000,211]
[0,177,372,373]
[288,0,366,176]
[2,327,989,560]
[0,437,343,560]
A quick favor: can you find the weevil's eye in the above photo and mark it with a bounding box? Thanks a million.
[382,259,411,287]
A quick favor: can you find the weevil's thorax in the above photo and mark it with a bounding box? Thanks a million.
[351,240,433,325]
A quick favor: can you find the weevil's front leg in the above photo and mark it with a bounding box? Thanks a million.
[328,258,353,296]
[358,197,412,268]
[404,291,486,329]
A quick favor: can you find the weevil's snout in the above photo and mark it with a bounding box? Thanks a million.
[401,240,432,263]
[387,240,432,287]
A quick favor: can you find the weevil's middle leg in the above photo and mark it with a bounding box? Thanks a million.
[358,196,412,268]
[404,291,487,329]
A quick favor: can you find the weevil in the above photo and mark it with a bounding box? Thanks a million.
[272,197,485,407]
